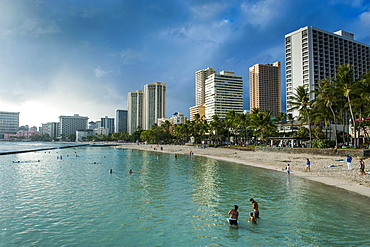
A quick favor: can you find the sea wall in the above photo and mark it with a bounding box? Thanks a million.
[255,146,370,157]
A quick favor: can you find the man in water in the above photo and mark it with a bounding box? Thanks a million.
[250,198,259,218]
[346,154,352,170]
[228,205,239,226]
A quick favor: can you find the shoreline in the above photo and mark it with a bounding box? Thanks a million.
[117,143,370,198]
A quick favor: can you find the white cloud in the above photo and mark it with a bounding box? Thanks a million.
[240,0,284,27]
[120,49,143,65]
[359,11,370,27]
[189,2,226,21]
[2,18,61,38]
[94,66,110,78]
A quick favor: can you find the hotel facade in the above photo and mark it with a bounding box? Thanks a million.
[249,62,281,117]
[115,109,128,133]
[204,71,243,120]
[143,82,166,130]
[127,82,166,134]
[127,90,144,134]
[0,111,19,138]
[285,26,370,116]
[59,114,88,138]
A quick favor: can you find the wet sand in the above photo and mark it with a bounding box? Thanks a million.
[118,143,370,198]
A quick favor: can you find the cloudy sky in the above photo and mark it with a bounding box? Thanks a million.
[1,0,369,127]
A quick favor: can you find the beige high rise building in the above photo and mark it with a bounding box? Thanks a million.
[249,62,281,117]
[143,82,166,129]
[195,67,216,106]
[127,90,144,134]
[204,71,243,120]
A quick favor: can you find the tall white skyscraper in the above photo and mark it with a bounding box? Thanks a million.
[143,82,166,129]
[285,26,370,116]
[204,71,243,120]
[249,62,281,117]
[127,90,144,134]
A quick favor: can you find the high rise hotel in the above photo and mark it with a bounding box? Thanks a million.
[204,71,243,120]
[143,82,166,130]
[127,90,144,134]
[127,82,166,134]
[285,26,370,115]
[249,62,281,117]
[190,68,243,121]
[195,67,216,106]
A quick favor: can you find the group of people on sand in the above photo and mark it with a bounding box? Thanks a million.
[228,198,259,227]
[284,155,366,175]
[285,159,310,175]
[345,154,366,175]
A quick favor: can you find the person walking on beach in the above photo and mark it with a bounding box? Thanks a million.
[286,164,291,175]
[305,159,311,172]
[359,159,366,175]
[250,198,259,218]
[346,154,352,170]
[228,205,239,227]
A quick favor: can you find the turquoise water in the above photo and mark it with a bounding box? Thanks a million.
[1,146,370,246]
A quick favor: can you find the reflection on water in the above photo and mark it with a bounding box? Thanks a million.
[1,146,370,246]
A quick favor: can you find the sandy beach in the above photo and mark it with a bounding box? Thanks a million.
[118,143,370,198]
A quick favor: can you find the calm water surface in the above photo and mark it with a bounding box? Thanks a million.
[1,145,370,246]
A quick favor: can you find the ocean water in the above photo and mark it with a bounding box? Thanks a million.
[1,144,370,246]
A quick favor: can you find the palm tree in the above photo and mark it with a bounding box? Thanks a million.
[235,112,250,145]
[209,114,225,145]
[248,110,277,143]
[225,109,238,143]
[286,113,295,137]
[312,78,340,146]
[335,64,360,147]
[287,85,312,145]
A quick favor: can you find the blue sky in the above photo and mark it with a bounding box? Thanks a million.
[1,0,369,127]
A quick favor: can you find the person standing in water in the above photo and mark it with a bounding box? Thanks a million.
[286,164,291,175]
[249,212,257,224]
[228,205,239,226]
[250,198,259,218]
